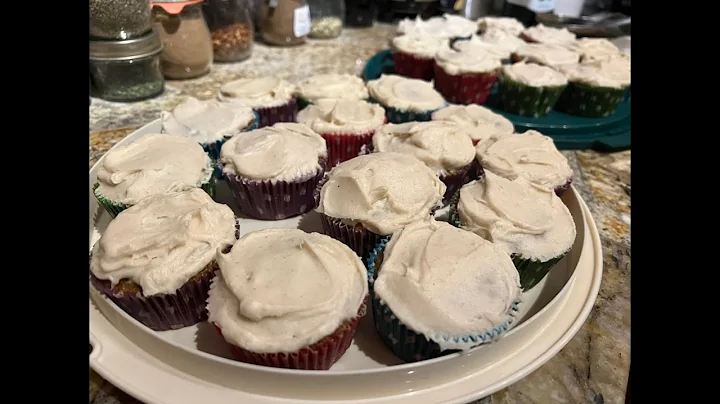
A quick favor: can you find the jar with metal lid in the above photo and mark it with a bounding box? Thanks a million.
[258,0,310,46]
[203,0,255,62]
[89,31,165,102]
[90,0,153,40]
[307,0,344,39]
[152,0,214,79]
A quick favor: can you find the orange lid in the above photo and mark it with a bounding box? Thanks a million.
[152,0,203,14]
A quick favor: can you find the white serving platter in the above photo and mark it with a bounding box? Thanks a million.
[89,120,603,404]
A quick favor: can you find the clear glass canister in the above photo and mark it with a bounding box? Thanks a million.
[152,0,214,79]
[90,0,153,40]
[203,0,255,62]
[89,31,165,102]
[307,0,344,39]
[258,0,310,46]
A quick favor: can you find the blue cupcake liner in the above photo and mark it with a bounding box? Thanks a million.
[201,111,260,180]
[368,97,445,124]
[366,238,521,363]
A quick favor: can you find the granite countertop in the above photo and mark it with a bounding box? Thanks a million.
[89,24,631,404]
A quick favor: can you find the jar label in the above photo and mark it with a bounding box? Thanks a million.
[294,5,311,37]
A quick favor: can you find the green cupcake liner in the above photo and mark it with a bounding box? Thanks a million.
[497,75,566,118]
[555,82,628,118]
[296,97,311,111]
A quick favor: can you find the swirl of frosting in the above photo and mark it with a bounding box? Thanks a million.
[475,130,573,190]
[96,134,213,205]
[435,46,503,75]
[514,43,580,67]
[374,219,521,350]
[316,152,446,235]
[218,76,296,108]
[568,38,621,63]
[392,35,448,59]
[502,61,568,87]
[521,24,576,45]
[367,75,446,112]
[207,228,368,354]
[372,121,475,175]
[457,171,576,261]
[295,74,369,104]
[479,29,528,53]
[90,189,236,296]
[161,97,256,143]
[556,61,630,89]
[431,105,514,143]
[296,99,386,135]
[450,37,512,62]
[478,17,525,37]
[396,14,479,39]
[220,122,327,181]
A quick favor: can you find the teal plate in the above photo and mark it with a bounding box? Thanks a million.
[362,49,631,152]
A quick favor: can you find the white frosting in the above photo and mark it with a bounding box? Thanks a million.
[96,134,213,205]
[295,74,369,104]
[556,61,631,89]
[392,35,448,59]
[372,121,475,175]
[374,219,521,350]
[480,29,528,53]
[207,228,368,354]
[218,77,296,109]
[457,171,576,261]
[431,105,515,142]
[514,43,580,67]
[477,17,525,36]
[296,99,386,135]
[476,131,573,190]
[366,74,446,113]
[397,14,479,39]
[90,189,236,296]
[316,152,446,235]
[435,46,503,75]
[502,62,568,87]
[219,123,327,181]
[521,24,576,45]
[568,38,621,63]
[161,97,256,143]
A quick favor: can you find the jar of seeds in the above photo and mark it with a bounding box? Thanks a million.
[307,0,344,39]
[203,0,255,62]
[90,0,153,40]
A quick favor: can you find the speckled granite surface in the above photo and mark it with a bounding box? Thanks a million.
[89,24,630,404]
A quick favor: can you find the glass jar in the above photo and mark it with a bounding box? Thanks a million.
[152,0,214,79]
[307,0,344,39]
[344,0,376,27]
[203,0,255,62]
[89,31,165,102]
[90,0,153,40]
[258,0,310,46]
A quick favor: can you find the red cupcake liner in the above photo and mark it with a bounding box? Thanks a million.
[321,131,376,169]
[214,303,367,370]
[256,98,298,128]
[432,63,499,105]
[392,52,435,81]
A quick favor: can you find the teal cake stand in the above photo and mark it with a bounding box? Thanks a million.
[362,49,631,152]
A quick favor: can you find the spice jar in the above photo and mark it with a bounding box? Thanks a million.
[152,0,214,79]
[258,0,311,46]
[307,0,344,39]
[90,0,153,40]
[203,0,255,62]
[89,31,165,102]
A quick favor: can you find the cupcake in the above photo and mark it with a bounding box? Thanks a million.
[475,130,573,195]
[451,36,513,63]
[367,218,522,363]
[366,74,446,123]
[497,61,568,118]
[520,24,576,45]
[512,43,580,68]
[93,134,215,218]
[449,171,576,291]
[477,17,525,37]
[391,35,448,81]
[567,38,622,63]
[219,122,327,220]
[218,76,297,128]
[207,228,368,370]
[294,74,369,110]
[371,121,476,205]
[89,189,237,331]
[431,104,515,145]
[433,46,502,105]
[554,58,631,118]
[315,152,446,260]
[296,99,386,168]
[396,14,479,39]
[479,28,529,55]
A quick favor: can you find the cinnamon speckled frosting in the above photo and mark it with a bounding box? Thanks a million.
[296,99,386,135]
[435,45,504,75]
[502,62,568,87]
[392,35,448,59]
[367,74,446,112]
[521,24,576,45]
[218,76,296,109]
[295,74,369,104]
[161,97,256,143]
[478,17,525,36]
[431,105,514,142]
[397,14,479,39]
[514,43,580,67]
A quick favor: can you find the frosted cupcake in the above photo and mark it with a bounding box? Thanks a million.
[366,74,446,123]
[452,36,513,63]
[512,43,580,68]
[367,219,522,363]
[208,228,368,370]
[295,74,369,109]
[218,76,297,128]
[497,62,568,117]
[433,46,502,105]
[567,38,622,63]
[554,59,631,117]
[449,171,576,290]
[371,121,476,205]
[391,35,448,81]
[296,99,386,168]
[520,24,576,45]
[479,28,529,54]
[315,152,446,260]
[475,130,573,195]
[93,134,215,218]
[396,14,479,39]
[219,122,327,220]
[90,189,237,331]
[431,104,515,145]
[477,17,525,36]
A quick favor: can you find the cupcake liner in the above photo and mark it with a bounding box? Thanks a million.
[392,51,435,81]
[368,97,442,124]
[440,164,473,206]
[256,98,298,128]
[432,63,499,105]
[92,182,129,219]
[321,131,377,169]
[214,303,366,370]
[555,178,572,197]
[555,82,628,118]
[201,112,260,179]
[367,239,520,363]
[497,74,566,118]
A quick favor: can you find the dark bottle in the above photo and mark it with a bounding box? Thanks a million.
[344,0,376,27]
[501,0,555,28]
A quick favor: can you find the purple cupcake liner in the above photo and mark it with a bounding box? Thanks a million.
[319,213,390,261]
[555,178,572,197]
[440,164,473,207]
[256,98,298,128]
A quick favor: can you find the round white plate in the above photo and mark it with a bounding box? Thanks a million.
[89,120,603,404]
